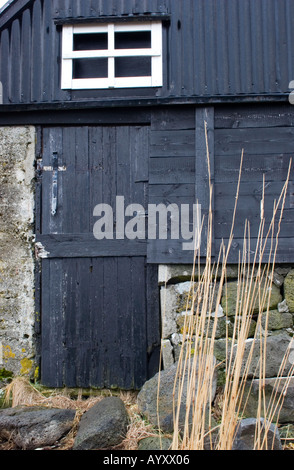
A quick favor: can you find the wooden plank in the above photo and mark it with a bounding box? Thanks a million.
[20,8,32,103]
[31,0,42,102]
[147,235,294,265]
[73,127,91,233]
[63,258,78,387]
[147,238,203,264]
[117,257,134,388]
[36,234,147,258]
[215,127,294,155]
[150,130,195,157]
[215,153,293,183]
[146,264,161,379]
[149,195,195,206]
[42,0,53,102]
[214,181,293,210]
[215,104,294,129]
[215,208,294,239]
[149,183,195,198]
[10,19,21,103]
[89,126,104,232]
[215,237,294,264]
[132,257,148,389]
[41,259,65,387]
[151,107,195,131]
[61,127,78,233]
[103,257,120,388]
[0,28,9,103]
[90,258,105,387]
[74,259,91,387]
[149,156,195,184]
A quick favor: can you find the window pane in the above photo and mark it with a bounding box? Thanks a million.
[115,57,151,77]
[73,33,108,51]
[115,31,151,49]
[73,58,108,79]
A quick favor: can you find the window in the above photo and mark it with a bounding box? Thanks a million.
[61,22,163,89]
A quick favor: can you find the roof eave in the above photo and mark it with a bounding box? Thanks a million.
[0,0,33,30]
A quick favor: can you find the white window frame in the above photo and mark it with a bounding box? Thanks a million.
[61,22,163,89]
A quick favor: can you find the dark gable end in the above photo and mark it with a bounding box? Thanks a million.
[0,0,294,105]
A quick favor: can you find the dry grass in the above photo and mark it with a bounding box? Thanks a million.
[1,377,161,450]
[170,122,294,450]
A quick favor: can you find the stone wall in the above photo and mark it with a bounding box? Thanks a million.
[0,126,35,378]
[159,264,294,371]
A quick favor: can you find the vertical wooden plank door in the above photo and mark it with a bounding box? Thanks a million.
[37,125,160,389]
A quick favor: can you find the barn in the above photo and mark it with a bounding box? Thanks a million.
[0,0,293,390]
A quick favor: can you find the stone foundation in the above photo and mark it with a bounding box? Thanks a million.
[159,264,294,371]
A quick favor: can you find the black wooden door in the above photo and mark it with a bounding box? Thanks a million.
[36,126,160,389]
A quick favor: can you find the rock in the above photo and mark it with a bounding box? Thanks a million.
[232,418,282,450]
[261,310,293,331]
[161,339,174,369]
[161,281,220,339]
[213,338,233,363]
[241,377,294,424]
[272,271,285,288]
[278,299,289,313]
[73,397,129,450]
[138,436,172,450]
[232,317,257,338]
[221,280,282,317]
[0,406,76,450]
[284,270,294,312]
[137,357,217,433]
[232,333,293,379]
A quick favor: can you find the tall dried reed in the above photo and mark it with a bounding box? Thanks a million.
[171,123,293,450]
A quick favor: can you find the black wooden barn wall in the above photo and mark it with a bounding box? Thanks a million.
[148,104,294,264]
[35,104,294,388]
[0,0,293,390]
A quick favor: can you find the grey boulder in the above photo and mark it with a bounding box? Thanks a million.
[137,357,217,433]
[73,397,129,450]
[0,406,76,450]
[232,418,283,450]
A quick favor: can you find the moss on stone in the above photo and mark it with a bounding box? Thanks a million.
[0,368,13,381]
[20,358,33,376]
[221,280,282,317]
[284,270,294,313]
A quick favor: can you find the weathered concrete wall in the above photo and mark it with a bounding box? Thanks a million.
[0,126,35,378]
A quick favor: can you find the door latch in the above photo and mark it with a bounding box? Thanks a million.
[51,152,58,216]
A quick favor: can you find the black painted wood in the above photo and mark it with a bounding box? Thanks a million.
[39,125,160,389]
[214,105,294,264]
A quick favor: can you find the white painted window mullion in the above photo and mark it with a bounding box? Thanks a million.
[61,25,74,89]
[108,24,115,88]
[151,22,163,87]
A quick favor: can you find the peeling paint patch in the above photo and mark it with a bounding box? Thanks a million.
[35,242,50,259]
